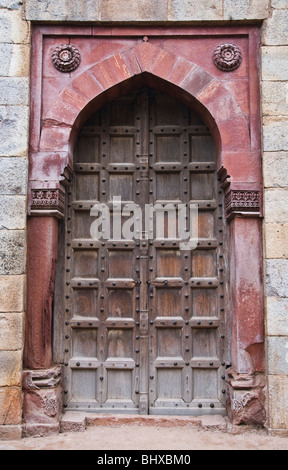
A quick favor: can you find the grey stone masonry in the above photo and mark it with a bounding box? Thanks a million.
[0,1,23,9]
[25,0,270,22]
[0,230,26,276]
[0,158,27,195]
[0,0,30,440]
[261,0,288,433]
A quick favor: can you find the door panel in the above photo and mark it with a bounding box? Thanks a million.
[62,88,227,415]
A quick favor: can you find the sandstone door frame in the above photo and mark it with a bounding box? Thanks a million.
[24,25,265,427]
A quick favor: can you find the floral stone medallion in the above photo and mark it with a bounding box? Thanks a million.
[213,43,242,72]
[52,44,81,73]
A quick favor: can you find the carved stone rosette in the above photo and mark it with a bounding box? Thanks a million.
[52,44,81,73]
[31,188,65,218]
[213,43,242,72]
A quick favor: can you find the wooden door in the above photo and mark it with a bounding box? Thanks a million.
[60,88,227,415]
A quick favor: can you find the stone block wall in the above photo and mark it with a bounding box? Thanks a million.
[0,0,287,438]
[24,0,270,22]
[0,1,30,440]
[262,0,288,433]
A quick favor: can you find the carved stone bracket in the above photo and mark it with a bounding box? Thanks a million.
[226,368,266,426]
[217,167,261,220]
[22,366,63,437]
[23,366,62,391]
[31,188,65,219]
[225,189,261,219]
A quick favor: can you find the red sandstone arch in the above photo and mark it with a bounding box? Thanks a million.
[38,41,251,182]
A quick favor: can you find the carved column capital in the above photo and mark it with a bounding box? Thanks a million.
[225,189,261,219]
[31,188,65,219]
[217,167,262,220]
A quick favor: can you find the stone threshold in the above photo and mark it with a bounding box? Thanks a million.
[60,412,228,434]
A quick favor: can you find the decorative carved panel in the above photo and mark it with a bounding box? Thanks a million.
[225,190,261,218]
[31,188,65,218]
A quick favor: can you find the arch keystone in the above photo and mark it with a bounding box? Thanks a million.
[133,41,163,73]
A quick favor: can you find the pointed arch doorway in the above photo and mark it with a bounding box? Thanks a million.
[25,26,265,432]
[54,87,228,416]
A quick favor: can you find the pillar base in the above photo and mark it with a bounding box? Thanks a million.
[226,368,266,426]
[22,366,63,437]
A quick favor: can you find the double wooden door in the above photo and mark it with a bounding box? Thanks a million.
[61,89,227,415]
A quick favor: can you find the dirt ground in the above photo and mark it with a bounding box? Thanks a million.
[0,424,288,451]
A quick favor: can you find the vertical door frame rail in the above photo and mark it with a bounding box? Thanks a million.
[24,25,265,435]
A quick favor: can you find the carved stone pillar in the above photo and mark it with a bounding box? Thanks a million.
[24,187,65,369]
[23,188,65,435]
[24,215,59,369]
[219,169,266,426]
[226,214,266,426]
